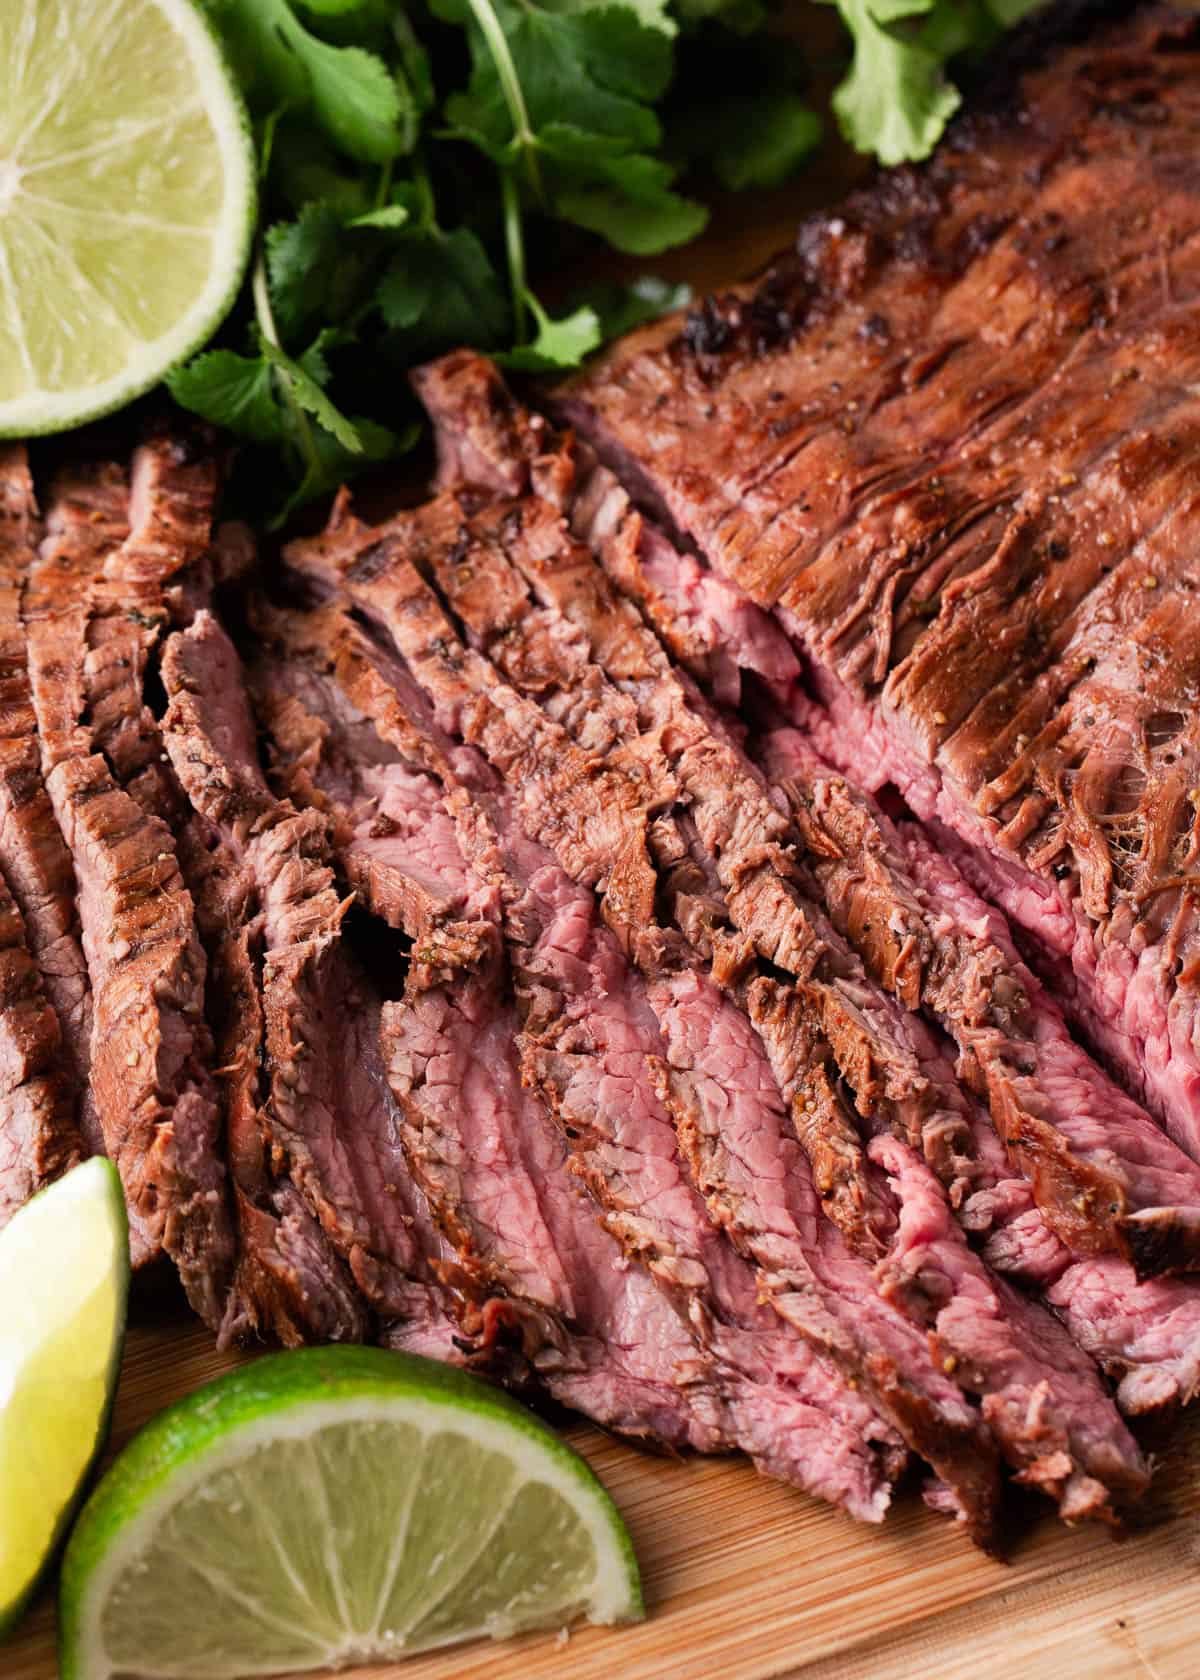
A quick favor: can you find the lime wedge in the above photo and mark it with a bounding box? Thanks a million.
[0,1158,129,1639]
[0,0,254,435]
[60,1347,643,1677]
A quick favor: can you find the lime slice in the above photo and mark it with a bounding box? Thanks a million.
[0,1158,129,1639]
[60,1347,643,1677]
[0,0,254,435]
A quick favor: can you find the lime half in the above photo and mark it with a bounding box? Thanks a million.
[60,1347,643,1677]
[0,0,255,435]
[0,1158,129,1639]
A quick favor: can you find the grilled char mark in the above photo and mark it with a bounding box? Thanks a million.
[253,599,903,1518]
[509,376,1200,1424]
[0,446,85,1192]
[162,613,459,1351]
[26,461,129,770]
[557,7,1200,1160]
[393,352,1151,1524]
[761,727,1200,1280]
[8,460,111,1119]
[25,454,236,1313]
[0,864,79,1227]
[46,752,231,1317]
[283,521,1015,1543]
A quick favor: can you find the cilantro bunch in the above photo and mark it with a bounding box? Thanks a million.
[172,0,1038,521]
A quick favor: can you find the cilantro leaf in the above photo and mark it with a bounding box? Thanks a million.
[499,299,603,371]
[377,228,510,349]
[259,337,363,452]
[442,0,671,151]
[539,122,706,255]
[265,203,349,338]
[167,349,284,444]
[208,0,410,162]
[274,412,411,526]
[829,0,961,164]
[556,173,707,255]
[303,41,411,162]
[679,91,822,192]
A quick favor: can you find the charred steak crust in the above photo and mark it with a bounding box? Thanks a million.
[25,453,235,1318]
[418,341,1200,1419]
[0,446,83,1212]
[2,453,99,1121]
[558,6,1200,1170]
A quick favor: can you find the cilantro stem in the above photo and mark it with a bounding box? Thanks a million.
[411,148,437,229]
[252,253,321,491]
[500,168,528,343]
[375,158,393,210]
[461,0,543,200]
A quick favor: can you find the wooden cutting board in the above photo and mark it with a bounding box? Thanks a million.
[8,1311,1200,1680]
[10,18,1200,1674]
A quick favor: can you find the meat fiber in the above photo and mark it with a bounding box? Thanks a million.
[162,611,463,1355]
[559,3,1200,1168]
[249,598,905,1518]
[0,447,81,1217]
[404,350,1179,1499]
[285,464,1153,1534]
[760,726,1200,1278]
[25,452,233,1319]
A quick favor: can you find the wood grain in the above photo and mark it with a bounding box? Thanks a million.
[10,25,1200,1672]
[8,1316,1200,1680]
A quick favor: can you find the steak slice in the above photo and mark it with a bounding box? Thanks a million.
[284,530,1013,1540]
[46,751,231,1314]
[761,725,1200,1278]
[26,451,234,1317]
[419,348,1200,1416]
[0,446,83,1215]
[174,815,367,1347]
[162,611,462,1355]
[3,454,99,1119]
[0,863,79,1227]
[249,602,902,1510]
[558,5,1200,1163]
[379,355,1150,1520]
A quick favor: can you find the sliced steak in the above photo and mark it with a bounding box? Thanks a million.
[250,602,900,1512]
[558,5,1200,1164]
[46,751,230,1315]
[283,525,1015,1540]
[362,358,1149,1522]
[0,446,83,1211]
[760,725,1200,1277]
[419,349,1200,1418]
[26,450,234,1317]
[162,611,462,1355]
[174,815,366,1347]
[6,456,104,1112]
[0,864,79,1227]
